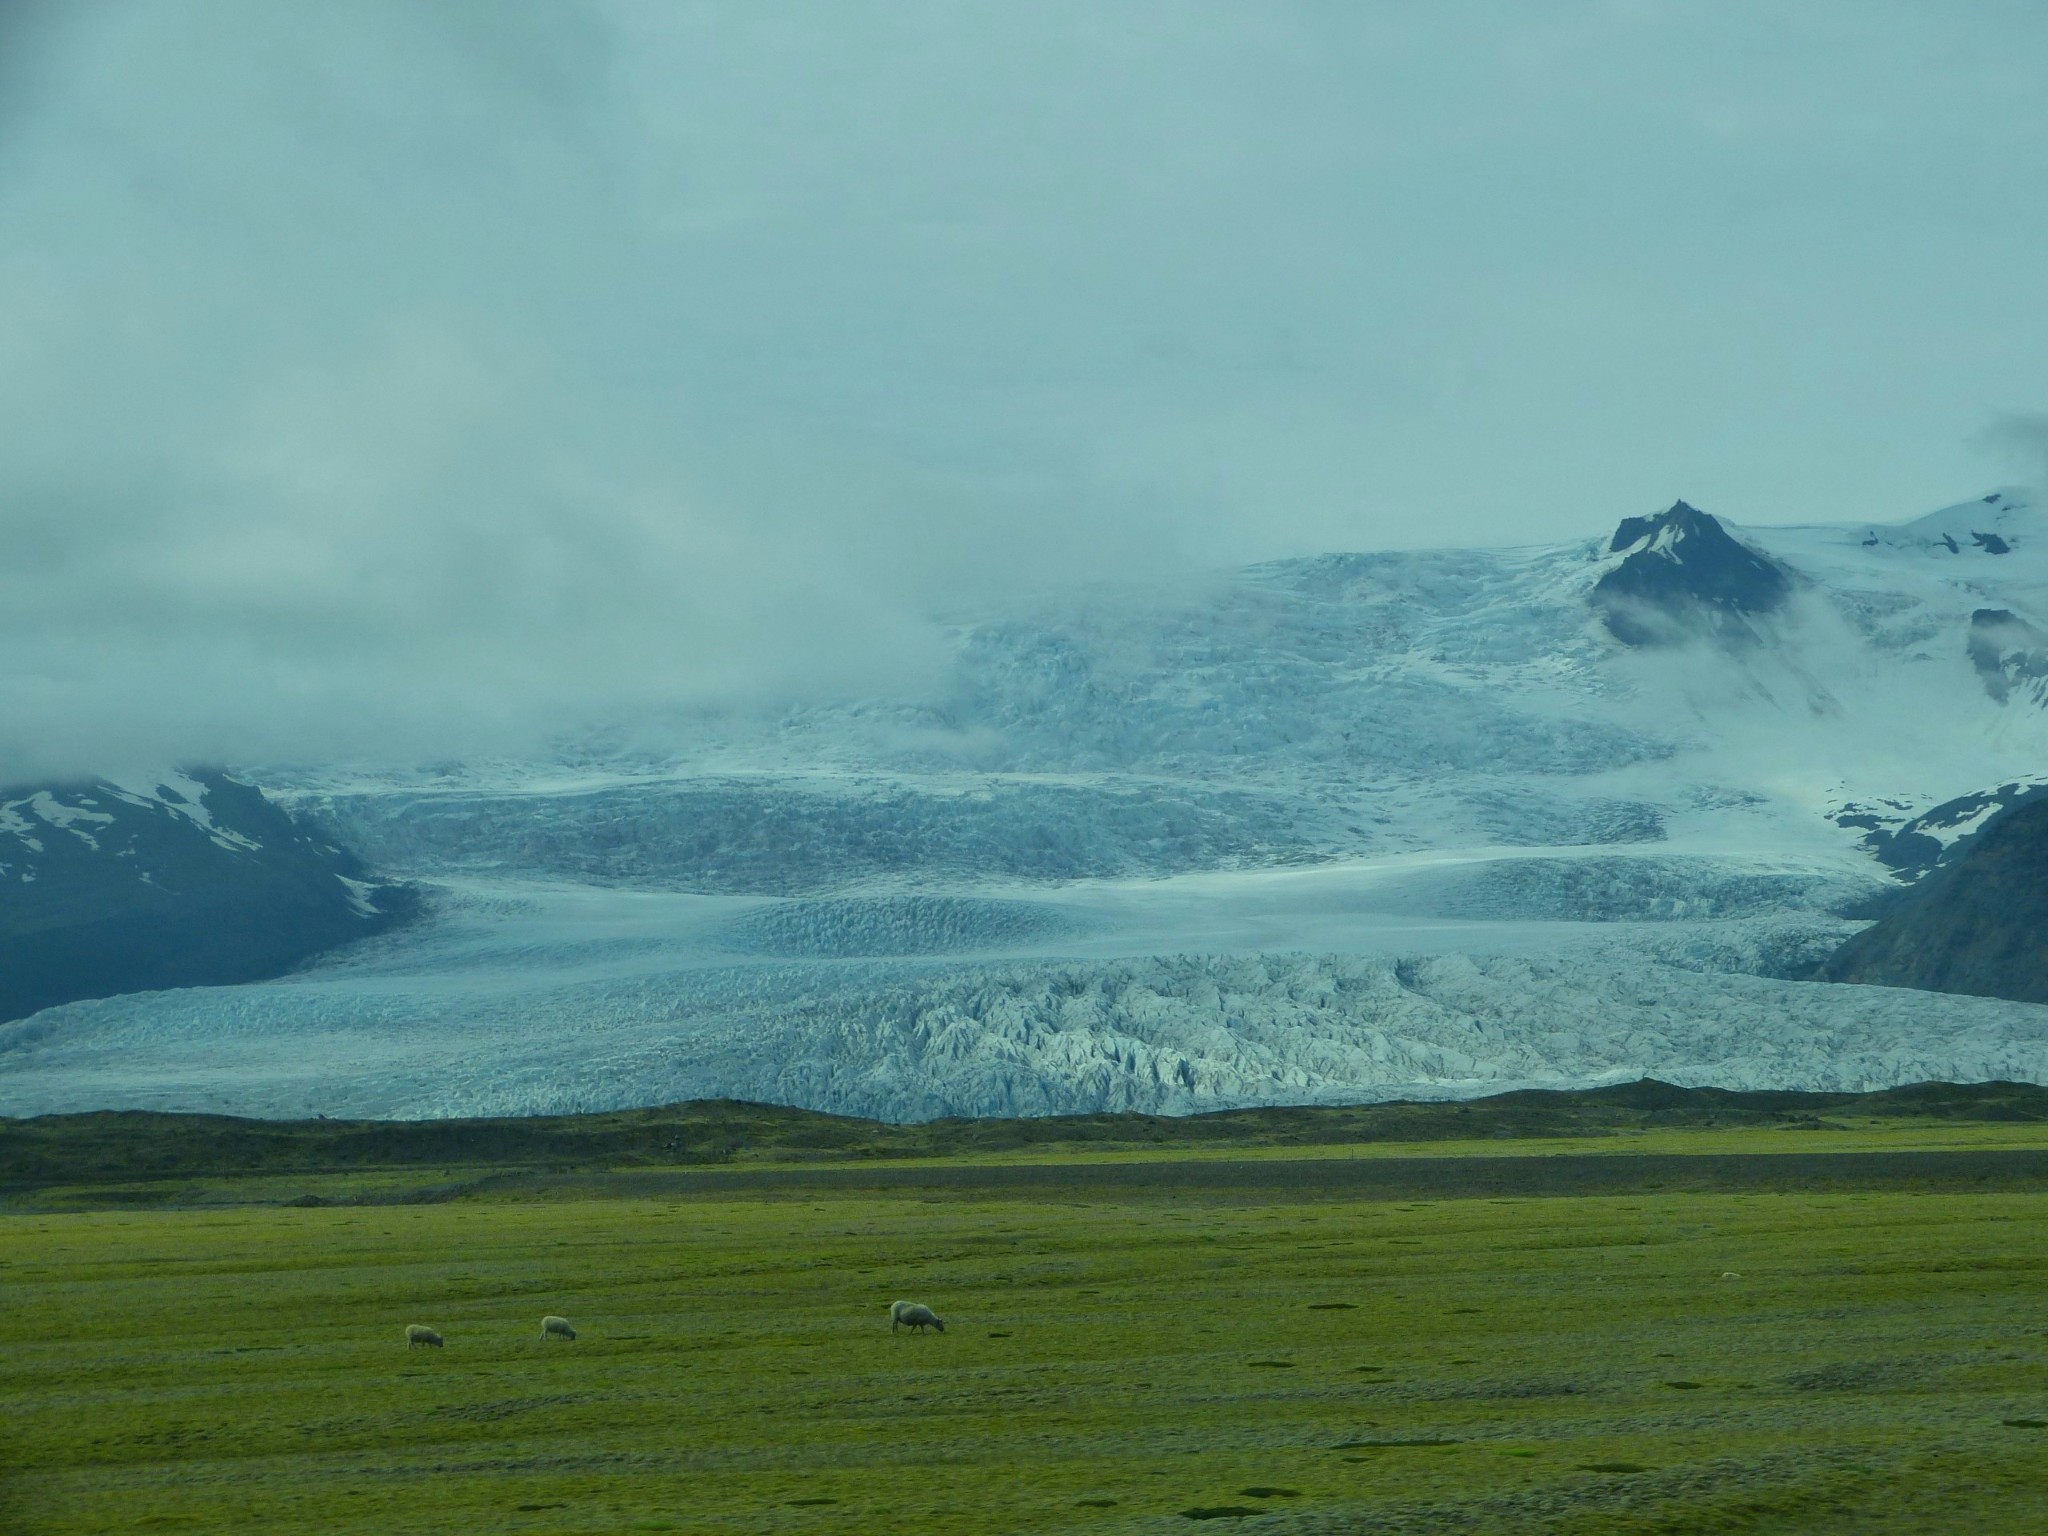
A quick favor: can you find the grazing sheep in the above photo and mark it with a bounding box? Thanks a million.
[405,1324,444,1349]
[890,1300,944,1334]
[541,1315,577,1341]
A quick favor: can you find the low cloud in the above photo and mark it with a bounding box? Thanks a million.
[1976,413,2048,493]
[3,1,2046,780]
[0,1,1228,780]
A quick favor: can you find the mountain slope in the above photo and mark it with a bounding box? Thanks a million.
[0,771,414,1023]
[1819,796,2048,1003]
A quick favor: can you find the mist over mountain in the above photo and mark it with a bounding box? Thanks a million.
[1592,501,1795,648]
[13,487,2048,1120]
[6,2,2048,782]
[8,5,2048,1120]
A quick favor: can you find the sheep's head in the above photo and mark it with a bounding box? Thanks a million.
[931,1317,945,1332]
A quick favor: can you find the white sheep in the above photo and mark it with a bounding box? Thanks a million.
[890,1300,944,1334]
[541,1315,577,1341]
[405,1324,444,1348]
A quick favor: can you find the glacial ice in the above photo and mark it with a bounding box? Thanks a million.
[6,917,2044,1122]
[720,895,1087,958]
[15,489,2048,1119]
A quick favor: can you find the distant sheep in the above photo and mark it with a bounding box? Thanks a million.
[541,1315,577,1341]
[405,1324,444,1349]
[890,1300,944,1334]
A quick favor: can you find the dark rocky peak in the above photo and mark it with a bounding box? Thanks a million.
[1592,500,1794,647]
[1607,498,1713,554]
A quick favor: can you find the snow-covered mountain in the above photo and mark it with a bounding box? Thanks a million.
[283,487,2048,899]
[8,490,2048,1120]
[0,771,413,1025]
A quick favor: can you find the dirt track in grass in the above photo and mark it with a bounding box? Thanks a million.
[497,1147,2048,1202]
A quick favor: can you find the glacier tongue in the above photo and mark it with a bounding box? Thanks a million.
[5,939,2045,1123]
[0,874,2041,1122]
[17,488,2048,1119]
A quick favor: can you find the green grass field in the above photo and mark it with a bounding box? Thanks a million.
[6,1152,2048,1534]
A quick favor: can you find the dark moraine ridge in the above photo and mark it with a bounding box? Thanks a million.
[4,1079,2045,1194]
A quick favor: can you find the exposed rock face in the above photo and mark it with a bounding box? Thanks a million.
[1830,780,2048,881]
[1593,500,1794,647]
[1818,795,2048,1003]
[1966,608,2048,705]
[0,771,414,1024]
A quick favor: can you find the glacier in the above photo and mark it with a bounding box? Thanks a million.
[9,488,2048,1120]
[0,879,2033,1122]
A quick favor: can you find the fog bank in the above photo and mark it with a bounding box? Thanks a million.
[4,1,2045,778]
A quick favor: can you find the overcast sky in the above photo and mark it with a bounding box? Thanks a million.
[4,0,2046,777]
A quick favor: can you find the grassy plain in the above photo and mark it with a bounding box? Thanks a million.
[5,1142,2048,1533]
